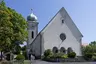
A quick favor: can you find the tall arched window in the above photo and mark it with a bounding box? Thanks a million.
[60,47,66,53]
[52,46,58,53]
[32,31,34,38]
[67,47,73,54]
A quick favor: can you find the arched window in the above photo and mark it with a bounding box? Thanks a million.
[32,31,34,38]
[52,47,58,53]
[62,19,64,23]
[67,47,73,54]
[60,47,66,53]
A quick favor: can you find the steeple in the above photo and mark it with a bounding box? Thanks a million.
[27,9,39,44]
[27,9,38,22]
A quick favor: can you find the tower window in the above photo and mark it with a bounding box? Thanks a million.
[32,31,34,38]
[62,19,64,23]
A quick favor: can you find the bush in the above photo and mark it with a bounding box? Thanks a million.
[84,53,93,59]
[43,49,53,60]
[92,56,96,61]
[15,54,25,60]
[54,53,64,58]
[93,53,96,56]
[61,54,68,59]
[68,52,76,58]
[44,49,52,57]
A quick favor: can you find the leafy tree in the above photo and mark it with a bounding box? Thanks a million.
[82,41,96,61]
[15,54,25,60]
[89,41,96,46]
[22,45,27,59]
[0,1,27,60]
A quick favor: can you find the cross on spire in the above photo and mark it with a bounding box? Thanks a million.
[31,9,33,13]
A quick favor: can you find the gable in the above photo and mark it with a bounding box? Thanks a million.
[60,7,83,41]
[31,7,83,44]
[41,7,83,41]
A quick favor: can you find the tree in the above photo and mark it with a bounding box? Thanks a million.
[22,45,28,59]
[0,1,27,60]
[82,41,96,61]
[89,41,96,53]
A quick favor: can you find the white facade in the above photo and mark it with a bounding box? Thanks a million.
[29,7,83,57]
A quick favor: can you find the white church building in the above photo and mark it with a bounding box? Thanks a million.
[27,7,83,58]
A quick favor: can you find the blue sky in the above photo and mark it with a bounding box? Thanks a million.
[4,0,96,43]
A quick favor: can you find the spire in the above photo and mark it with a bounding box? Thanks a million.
[27,9,38,21]
[31,9,33,13]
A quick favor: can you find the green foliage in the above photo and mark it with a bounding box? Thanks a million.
[92,55,96,61]
[13,45,21,54]
[61,54,68,59]
[82,41,96,61]
[43,49,68,60]
[82,46,93,56]
[22,46,27,59]
[93,53,96,56]
[21,45,26,51]
[89,41,96,46]
[44,49,52,57]
[52,53,64,58]
[82,41,96,56]
[15,54,25,60]
[91,53,96,61]
[68,52,76,58]
[84,53,93,59]
[0,1,27,53]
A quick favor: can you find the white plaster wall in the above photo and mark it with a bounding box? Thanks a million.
[42,12,82,56]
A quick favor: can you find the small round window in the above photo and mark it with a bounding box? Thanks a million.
[60,33,66,41]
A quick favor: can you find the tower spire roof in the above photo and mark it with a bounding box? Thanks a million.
[27,9,37,21]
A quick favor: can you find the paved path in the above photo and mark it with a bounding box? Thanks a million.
[32,60,96,64]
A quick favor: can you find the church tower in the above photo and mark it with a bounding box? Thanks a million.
[27,11,38,45]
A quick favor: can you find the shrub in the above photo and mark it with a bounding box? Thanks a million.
[15,54,25,60]
[55,53,64,58]
[92,56,96,61]
[44,49,52,57]
[48,52,65,59]
[84,53,93,59]
[68,52,76,58]
[61,54,68,59]
[93,53,96,56]
[53,53,61,58]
